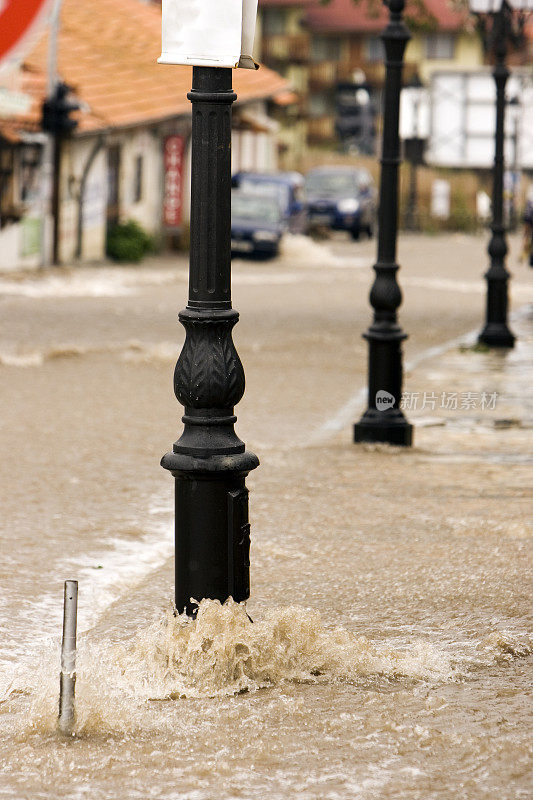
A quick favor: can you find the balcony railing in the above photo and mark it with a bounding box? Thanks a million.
[359,62,386,86]
[262,34,310,63]
[308,61,338,89]
[307,116,336,144]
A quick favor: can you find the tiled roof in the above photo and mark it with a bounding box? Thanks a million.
[3,0,288,138]
[306,0,468,34]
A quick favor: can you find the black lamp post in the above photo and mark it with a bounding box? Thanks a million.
[353,0,413,447]
[402,74,427,232]
[161,67,259,616]
[41,82,80,264]
[471,0,532,348]
[507,96,520,233]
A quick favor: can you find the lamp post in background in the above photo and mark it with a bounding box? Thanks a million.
[354,0,413,447]
[159,2,259,616]
[401,73,428,232]
[470,0,532,348]
[41,81,79,264]
[505,95,520,232]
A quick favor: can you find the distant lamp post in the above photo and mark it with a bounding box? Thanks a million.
[41,82,80,264]
[336,72,378,156]
[470,0,532,348]
[159,1,259,616]
[353,0,413,447]
[506,95,520,232]
[400,73,428,231]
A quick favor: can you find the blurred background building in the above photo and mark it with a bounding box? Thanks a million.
[257,0,484,155]
[0,0,287,269]
[0,0,532,271]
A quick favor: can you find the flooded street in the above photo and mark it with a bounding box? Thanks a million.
[0,233,532,799]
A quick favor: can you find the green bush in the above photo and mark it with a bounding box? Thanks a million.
[445,192,478,233]
[106,220,155,263]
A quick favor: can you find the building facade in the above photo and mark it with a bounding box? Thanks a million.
[0,0,286,271]
[258,0,485,153]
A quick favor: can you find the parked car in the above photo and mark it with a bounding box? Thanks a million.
[304,166,377,240]
[231,189,284,258]
[232,171,306,234]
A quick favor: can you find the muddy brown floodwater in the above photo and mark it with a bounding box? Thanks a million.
[0,234,531,799]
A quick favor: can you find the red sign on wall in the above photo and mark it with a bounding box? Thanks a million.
[0,0,51,70]
[163,135,185,229]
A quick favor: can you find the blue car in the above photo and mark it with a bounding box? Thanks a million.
[305,166,377,240]
[232,171,306,234]
[231,190,284,259]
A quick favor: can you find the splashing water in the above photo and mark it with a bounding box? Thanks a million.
[17,597,530,741]
[279,234,370,269]
[20,599,465,736]
[119,599,457,697]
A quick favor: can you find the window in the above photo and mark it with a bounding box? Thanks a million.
[308,91,335,118]
[311,35,341,63]
[0,143,42,227]
[20,145,42,204]
[365,36,384,63]
[0,142,15,227]
[425,34,456,60]
[106,144,121,226]
[133,155,143,204]
[262,9,286,36]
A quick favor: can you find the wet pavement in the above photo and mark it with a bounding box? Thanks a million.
[0,233,531,799]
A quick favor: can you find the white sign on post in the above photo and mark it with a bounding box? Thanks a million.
[159,0,258,69]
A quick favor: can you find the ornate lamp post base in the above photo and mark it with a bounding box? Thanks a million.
[161,449,259,617]
[478,323,516,348]
[354,330,413,446]
[354,411,413,446]
[478,233,516,348]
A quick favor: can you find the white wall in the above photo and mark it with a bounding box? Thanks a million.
[119,128,162,234]
[57,126,163,263]
[58,136,107,263]
[232,130,277,173]
[0,216,54,273]
[81,148,107,261]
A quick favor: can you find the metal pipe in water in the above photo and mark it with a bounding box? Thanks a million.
[58,580,78,735]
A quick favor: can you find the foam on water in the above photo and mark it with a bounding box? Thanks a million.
[401,276,533,299]
[279,234,370,270]
[0,267,183,299]
[7,599,523,737]
[0,340,181,369]
[478,631,532,663]
[16,599,447,734]
[0,273,134,298]
[0,510,173,702]
[0,351,45,367]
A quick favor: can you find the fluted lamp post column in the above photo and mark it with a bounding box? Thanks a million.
[354,0,413,447]
[159,3,260,616]
[470,0,532,348]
